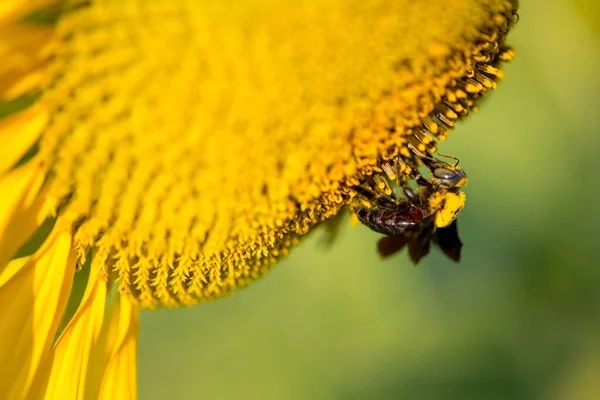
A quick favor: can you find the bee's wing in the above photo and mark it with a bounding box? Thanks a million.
[433,220,463,262]
[377,234,411,258]
[407,221,434,265]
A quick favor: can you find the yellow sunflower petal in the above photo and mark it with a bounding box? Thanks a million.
[0,161,48,270]
[28,259,107,399]
[1,70,43,100]
[0,22,53,73]
[0,2,57,99]
[0,106,48,174]
[86,294,139,400]
[0,230,75,400]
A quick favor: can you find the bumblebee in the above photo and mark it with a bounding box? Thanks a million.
[352,150,467,264]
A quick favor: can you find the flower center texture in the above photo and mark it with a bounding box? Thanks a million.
[33,0,518,308]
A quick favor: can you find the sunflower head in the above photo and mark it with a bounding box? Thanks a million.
[1,1,518,397]
[2,0,518,310]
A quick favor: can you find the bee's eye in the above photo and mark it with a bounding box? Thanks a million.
[433,168,457,181]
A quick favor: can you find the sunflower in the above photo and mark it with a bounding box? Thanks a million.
[0,0,518,398]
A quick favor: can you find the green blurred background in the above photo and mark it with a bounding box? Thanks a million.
[138,1,600,398]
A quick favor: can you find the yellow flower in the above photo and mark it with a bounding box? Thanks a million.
[0,0,517,398]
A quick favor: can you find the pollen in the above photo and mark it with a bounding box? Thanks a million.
[19,0,518,308]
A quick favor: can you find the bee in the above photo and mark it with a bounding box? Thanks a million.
[406,147,468,229]
[352,149,467,264]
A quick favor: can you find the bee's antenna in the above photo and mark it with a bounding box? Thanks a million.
[408,143,443,170]
[436,153,460,167]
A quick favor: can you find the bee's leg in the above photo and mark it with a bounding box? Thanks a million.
[420,210,436,227]
[411,169,433,188]
[352,185,378,202]
[382,154,435,194]
[353,184,397,209]
[384,149,433,188]
[407,143,452,171]
[382,155,423,186]
[400,184,428,210]
[375,195,399,209]
[401,186,418,203]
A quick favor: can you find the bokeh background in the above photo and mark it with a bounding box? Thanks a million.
[138,1,600,399]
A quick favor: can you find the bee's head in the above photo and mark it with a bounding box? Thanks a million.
[413,150,469,190]
[431,165,468,189]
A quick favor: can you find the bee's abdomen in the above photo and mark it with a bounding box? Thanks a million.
[355,206,422,236]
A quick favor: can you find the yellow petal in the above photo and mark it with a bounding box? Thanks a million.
[87,295,139,400]
[0,161,48,271]
[1,70,43,100]
[28,258,108,399]
[0,0,30,21]
[0,22,53,98]
[0,230,75,400]
[0,0,57,23]
[0,106,48,175]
